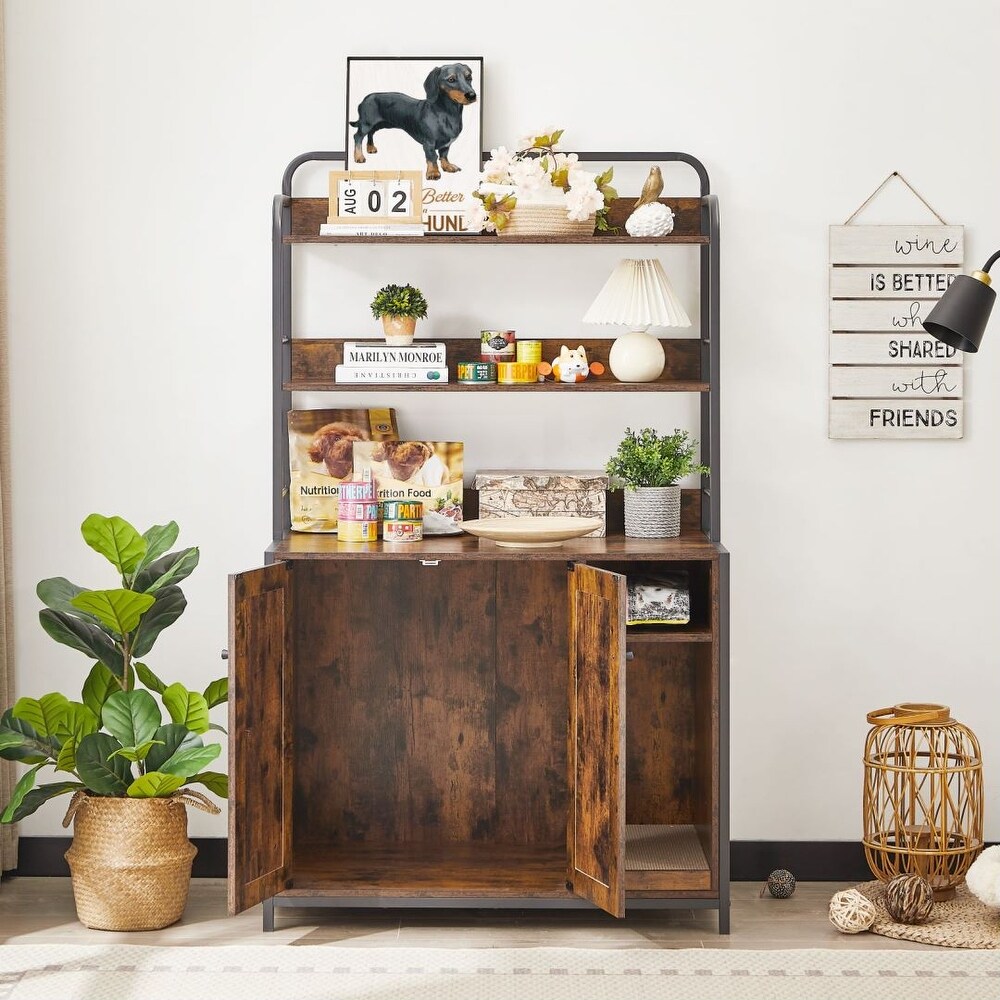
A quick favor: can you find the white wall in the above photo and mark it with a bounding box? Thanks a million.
[6,0,999,840]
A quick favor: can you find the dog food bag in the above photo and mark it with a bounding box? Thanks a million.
[288,408,399,532]
[353,440,464,535]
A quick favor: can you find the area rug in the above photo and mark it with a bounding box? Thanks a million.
[858,880,1000,949]
[0,944,997,1000]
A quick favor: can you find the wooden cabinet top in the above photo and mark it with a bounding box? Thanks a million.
[269,531,723,562]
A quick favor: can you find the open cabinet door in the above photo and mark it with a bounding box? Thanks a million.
[228,563,292,914]
[568,563,627,918]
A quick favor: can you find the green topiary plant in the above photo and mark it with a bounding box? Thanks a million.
[0,514,227,823]
[605,427,710,489]
[369,283,428,320]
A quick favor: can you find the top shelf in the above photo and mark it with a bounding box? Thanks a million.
[283,197,709,245]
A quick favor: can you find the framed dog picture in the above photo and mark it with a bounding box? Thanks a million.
[346,56,484,236]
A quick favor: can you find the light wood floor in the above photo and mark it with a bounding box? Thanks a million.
[0,878,939,950]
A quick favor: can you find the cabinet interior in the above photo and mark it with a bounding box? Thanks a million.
[286,557,717,896]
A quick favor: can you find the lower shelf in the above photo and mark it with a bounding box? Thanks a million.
[624,824,712,891]
[287,827,712,897]
[289,842,570,897]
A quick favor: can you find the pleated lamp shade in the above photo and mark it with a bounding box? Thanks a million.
[582,259,690,382]
[583,259,691,327]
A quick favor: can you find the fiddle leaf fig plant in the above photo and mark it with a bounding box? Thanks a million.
[0,514,228,824]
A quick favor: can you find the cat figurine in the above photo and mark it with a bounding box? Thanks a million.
[548,345,604,383]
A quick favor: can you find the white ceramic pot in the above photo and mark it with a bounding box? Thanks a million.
[623,485,681,538]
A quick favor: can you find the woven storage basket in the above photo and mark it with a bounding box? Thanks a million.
[499,204,594,237]
[624,486,681,538]
[63,790,217,931]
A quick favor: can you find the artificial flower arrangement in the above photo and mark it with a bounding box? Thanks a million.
[468,129,618,233]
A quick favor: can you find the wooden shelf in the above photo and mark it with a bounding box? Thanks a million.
[269,530,722,562]
[624,825,711,891]
[287,842,571,898]
[288,379,710,393]
[286,831,710,896]
[287,233,709,245]
[287,337,704,393]
[286,196,709,245]
[627,624,713,644]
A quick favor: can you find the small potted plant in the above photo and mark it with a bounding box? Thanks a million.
[0,514,227,931]
[606,427,709,538]
[370,283,428,345]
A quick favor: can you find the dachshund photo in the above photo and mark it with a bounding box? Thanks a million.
[348,61,479,181]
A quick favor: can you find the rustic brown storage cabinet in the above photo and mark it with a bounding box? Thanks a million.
[228,151,729,932]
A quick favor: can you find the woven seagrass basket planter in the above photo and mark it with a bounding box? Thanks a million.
[63,792,200,931]
[499,204,594,237]
[623,485,682,538]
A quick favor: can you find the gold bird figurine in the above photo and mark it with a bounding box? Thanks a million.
[633,165,664,210]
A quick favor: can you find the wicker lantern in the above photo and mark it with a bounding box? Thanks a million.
[863,704,984,900]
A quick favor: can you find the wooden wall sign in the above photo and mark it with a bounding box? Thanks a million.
[829,175,964,439]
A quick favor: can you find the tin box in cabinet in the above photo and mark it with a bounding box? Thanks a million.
[473,470,608,537]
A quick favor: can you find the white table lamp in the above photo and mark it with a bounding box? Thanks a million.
[582,259,691,382]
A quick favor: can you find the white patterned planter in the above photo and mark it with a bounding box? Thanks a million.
[623,486,681,538]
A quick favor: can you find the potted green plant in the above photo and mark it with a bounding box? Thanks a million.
[606,427,709,538]
[370,283,428,345]
[0,514,227,931]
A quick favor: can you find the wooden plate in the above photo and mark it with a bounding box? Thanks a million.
[459,516,604,548]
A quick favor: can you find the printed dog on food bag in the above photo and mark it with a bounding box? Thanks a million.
[371,441,448,486]
[308,422,369,478]
[350,63,477,181]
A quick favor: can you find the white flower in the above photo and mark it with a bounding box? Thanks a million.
[565,182,604,221]
[466,198,490,233]
[552,152,579,172]
[484,145,516,178]
[483,167,512,184]
[567,166,597,190]
[517,127,560,151]
[508,156,549,192]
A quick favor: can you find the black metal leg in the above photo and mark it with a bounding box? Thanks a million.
[718,901,730,935]
[262,897,275,932]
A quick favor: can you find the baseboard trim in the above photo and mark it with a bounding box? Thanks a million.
[11,837,228,879]
[9,838,900,882]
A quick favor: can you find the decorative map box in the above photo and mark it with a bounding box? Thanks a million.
[473,470,608,537]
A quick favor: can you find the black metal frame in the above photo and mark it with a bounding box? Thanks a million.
[268,150,728,932]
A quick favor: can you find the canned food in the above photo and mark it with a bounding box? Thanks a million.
[383,519,423,542]
[497,361,539,384]
[383,500,424,542]
[338,478,377,502]
[457,361,498,383]
[338,500,380,523]
[481,330,516,362]
[516,340,542,363]
[338,519,378,543]
[382,501,424,521]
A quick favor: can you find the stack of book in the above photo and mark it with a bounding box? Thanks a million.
[335,341,449,384]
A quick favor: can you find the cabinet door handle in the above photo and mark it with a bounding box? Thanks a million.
[625,650,634,661]
[221,649,229,660]
[420,560,440,567]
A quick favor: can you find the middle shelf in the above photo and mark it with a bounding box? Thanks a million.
[285,337,708,393]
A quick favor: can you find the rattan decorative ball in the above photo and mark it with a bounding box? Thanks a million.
[625,202,675,238]
[829,889,876,934]
[884,874,934,924]
[766,869,796,898]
